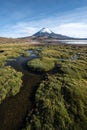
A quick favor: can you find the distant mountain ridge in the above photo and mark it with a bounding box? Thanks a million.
[32,27,73,40]
[0,28,87,44]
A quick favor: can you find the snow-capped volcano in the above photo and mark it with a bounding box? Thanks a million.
[39,28,53,34]
[20,28,87,41]
[32,27,72,39]
[33,27,53,37]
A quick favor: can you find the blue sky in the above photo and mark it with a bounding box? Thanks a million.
[0,0,87,38]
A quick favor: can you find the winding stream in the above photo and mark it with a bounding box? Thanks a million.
[0,49,80,130]
[0,50,41,130]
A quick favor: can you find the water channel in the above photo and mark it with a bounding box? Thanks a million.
[0,49,80,130]
[0,50,41,130]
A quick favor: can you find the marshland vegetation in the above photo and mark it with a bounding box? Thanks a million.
[0,43,87,130]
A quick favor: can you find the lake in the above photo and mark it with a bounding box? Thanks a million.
[58,40,87,44]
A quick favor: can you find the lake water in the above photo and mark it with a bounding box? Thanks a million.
[58,40,87,44]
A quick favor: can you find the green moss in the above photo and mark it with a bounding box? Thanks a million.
[27,57,55,72]
[0,43,87,130]
[24,44,87,130]
[23,52,30,57]
[0,66,23,103]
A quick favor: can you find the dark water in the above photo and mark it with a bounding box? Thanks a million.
[0,53,41,130]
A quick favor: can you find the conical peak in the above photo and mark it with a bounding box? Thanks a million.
[39,28,53,34]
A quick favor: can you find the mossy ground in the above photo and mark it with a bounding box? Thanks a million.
[24,44,87,130]
[0,43,87,130]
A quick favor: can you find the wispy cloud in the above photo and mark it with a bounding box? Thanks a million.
[1,6,87,38]
[52,23,87,38]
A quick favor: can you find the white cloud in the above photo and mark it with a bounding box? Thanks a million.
[12,23,38,35]
[51,23,87,38]
[1,6,87,38]
[0,23,38,38]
